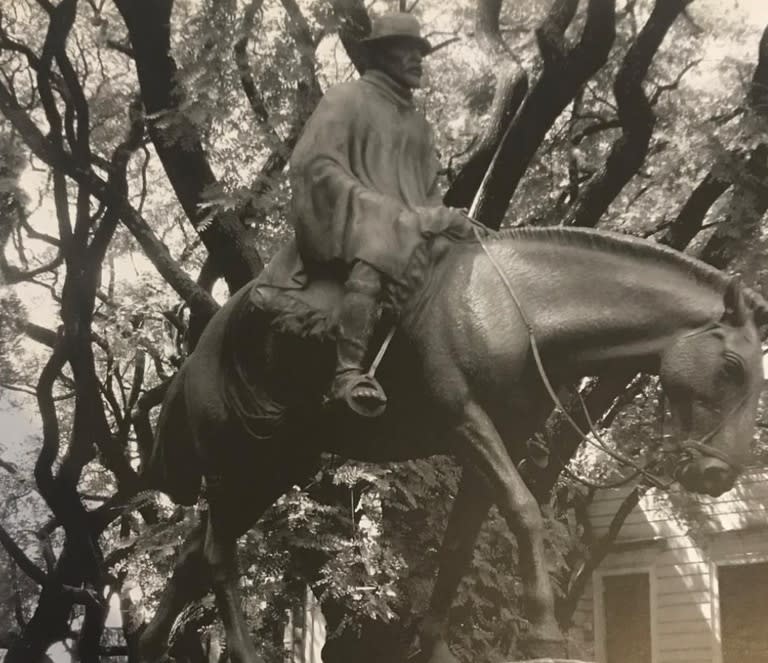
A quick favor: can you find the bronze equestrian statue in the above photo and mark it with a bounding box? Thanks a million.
[139,225,767,663]
[137,12,768,663]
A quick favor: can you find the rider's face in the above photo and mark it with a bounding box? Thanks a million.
[371,40,425,89]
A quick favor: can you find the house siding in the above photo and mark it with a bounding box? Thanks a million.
[568,468,768,663]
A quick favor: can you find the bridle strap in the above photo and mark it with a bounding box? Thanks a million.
[369,224,746,484]
[473,227,671,489]
[676,390,751,474]
[682,440,742,472]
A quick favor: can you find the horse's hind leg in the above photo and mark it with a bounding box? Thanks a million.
[203,465,309,663]
[202,491,264,663]
[419,470,491,663]
[139,520,209,662]
[455,402,563,657]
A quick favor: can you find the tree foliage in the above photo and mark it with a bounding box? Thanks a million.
[0,0,767,661]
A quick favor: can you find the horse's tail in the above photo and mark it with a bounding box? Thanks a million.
[142,367,202,506]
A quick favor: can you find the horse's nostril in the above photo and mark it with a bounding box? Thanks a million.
[697,460,735,496]
[702,464,729,483]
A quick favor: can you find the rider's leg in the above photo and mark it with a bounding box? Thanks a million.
[328,260,387,416]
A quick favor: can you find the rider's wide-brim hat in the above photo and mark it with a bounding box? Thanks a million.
[360,13,432,55]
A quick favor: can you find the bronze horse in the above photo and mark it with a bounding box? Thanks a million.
[139,227,767,663]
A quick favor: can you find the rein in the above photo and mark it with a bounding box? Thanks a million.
[677,391,748,475]
[473,226,684,490]
[367,220,747,487]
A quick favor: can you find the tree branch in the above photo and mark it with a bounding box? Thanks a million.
[0,523,47,585]
[443,0,529,211]
[113,0,263,291]
[0,458,19,474]
[557,485,647,626]
[328,0,371,73]
[748,23,768,116]
[280,0,323,122]
[658,168,731,247]
[567,0,692,227]
[0,80,219,320]
[233,0,280,137]
[700,142,768,269]
[456,0,617,229]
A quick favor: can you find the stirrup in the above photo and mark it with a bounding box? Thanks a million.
[327,372,387,418]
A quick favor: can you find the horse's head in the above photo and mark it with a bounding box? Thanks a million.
[660,279,764,497]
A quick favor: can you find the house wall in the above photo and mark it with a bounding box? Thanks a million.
[567,468,768,663]
[284,587,326,663]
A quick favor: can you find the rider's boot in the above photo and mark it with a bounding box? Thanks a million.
[327,264,387,417]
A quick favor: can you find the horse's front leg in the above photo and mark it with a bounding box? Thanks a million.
[454,401,563,658]
[419,470,491,663]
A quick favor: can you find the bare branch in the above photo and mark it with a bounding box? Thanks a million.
[280,0,322,120]
[749,24,768,116]
[131,378,170,468]
[21,321,57,348]
[0,80,219,319]
[557,485,647,626]
[449,0,617,227]
[567,0,692,227]
[114,0,263,290]
[428,36,460,54]
[233,0,279,136]
[0,521,47,585]
[648,57,702,106]
[0,381,39,396]
[328,0,371,73]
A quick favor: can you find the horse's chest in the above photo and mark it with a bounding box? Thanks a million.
[460,283,530,376]
[414,281,530,400]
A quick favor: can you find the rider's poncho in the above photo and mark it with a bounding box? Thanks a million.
[289,70,459,282]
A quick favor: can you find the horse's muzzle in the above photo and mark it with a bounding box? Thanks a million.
[676,457,737,497]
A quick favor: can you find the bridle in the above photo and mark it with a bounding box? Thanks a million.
[676,394,749,476]
[473,226,751,488]
[668,326,750,476]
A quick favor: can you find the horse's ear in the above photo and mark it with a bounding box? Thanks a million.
[722,276,750,326]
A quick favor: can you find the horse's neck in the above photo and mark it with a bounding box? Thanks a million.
[476,236,725,369]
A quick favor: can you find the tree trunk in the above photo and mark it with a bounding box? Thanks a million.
[567,0,693,227]
[467,0,617,229]
[113,0,263,292]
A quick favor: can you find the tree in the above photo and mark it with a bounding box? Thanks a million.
[0,0,766,661]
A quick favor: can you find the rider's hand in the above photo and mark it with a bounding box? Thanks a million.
[405,205,475,236]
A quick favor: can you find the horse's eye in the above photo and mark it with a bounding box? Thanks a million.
[721,355,745,383]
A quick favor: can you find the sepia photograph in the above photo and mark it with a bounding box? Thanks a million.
[0,0,767,661]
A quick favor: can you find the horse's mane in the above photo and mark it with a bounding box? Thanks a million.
[488,226,768,324]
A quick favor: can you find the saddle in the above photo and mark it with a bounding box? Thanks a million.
[249,231,466,346]
[249,241,345,341]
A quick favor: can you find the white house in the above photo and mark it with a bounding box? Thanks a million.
[568,467,768,663]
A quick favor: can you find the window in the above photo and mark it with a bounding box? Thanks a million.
[718,562,768,663]
[602,572,652,663]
